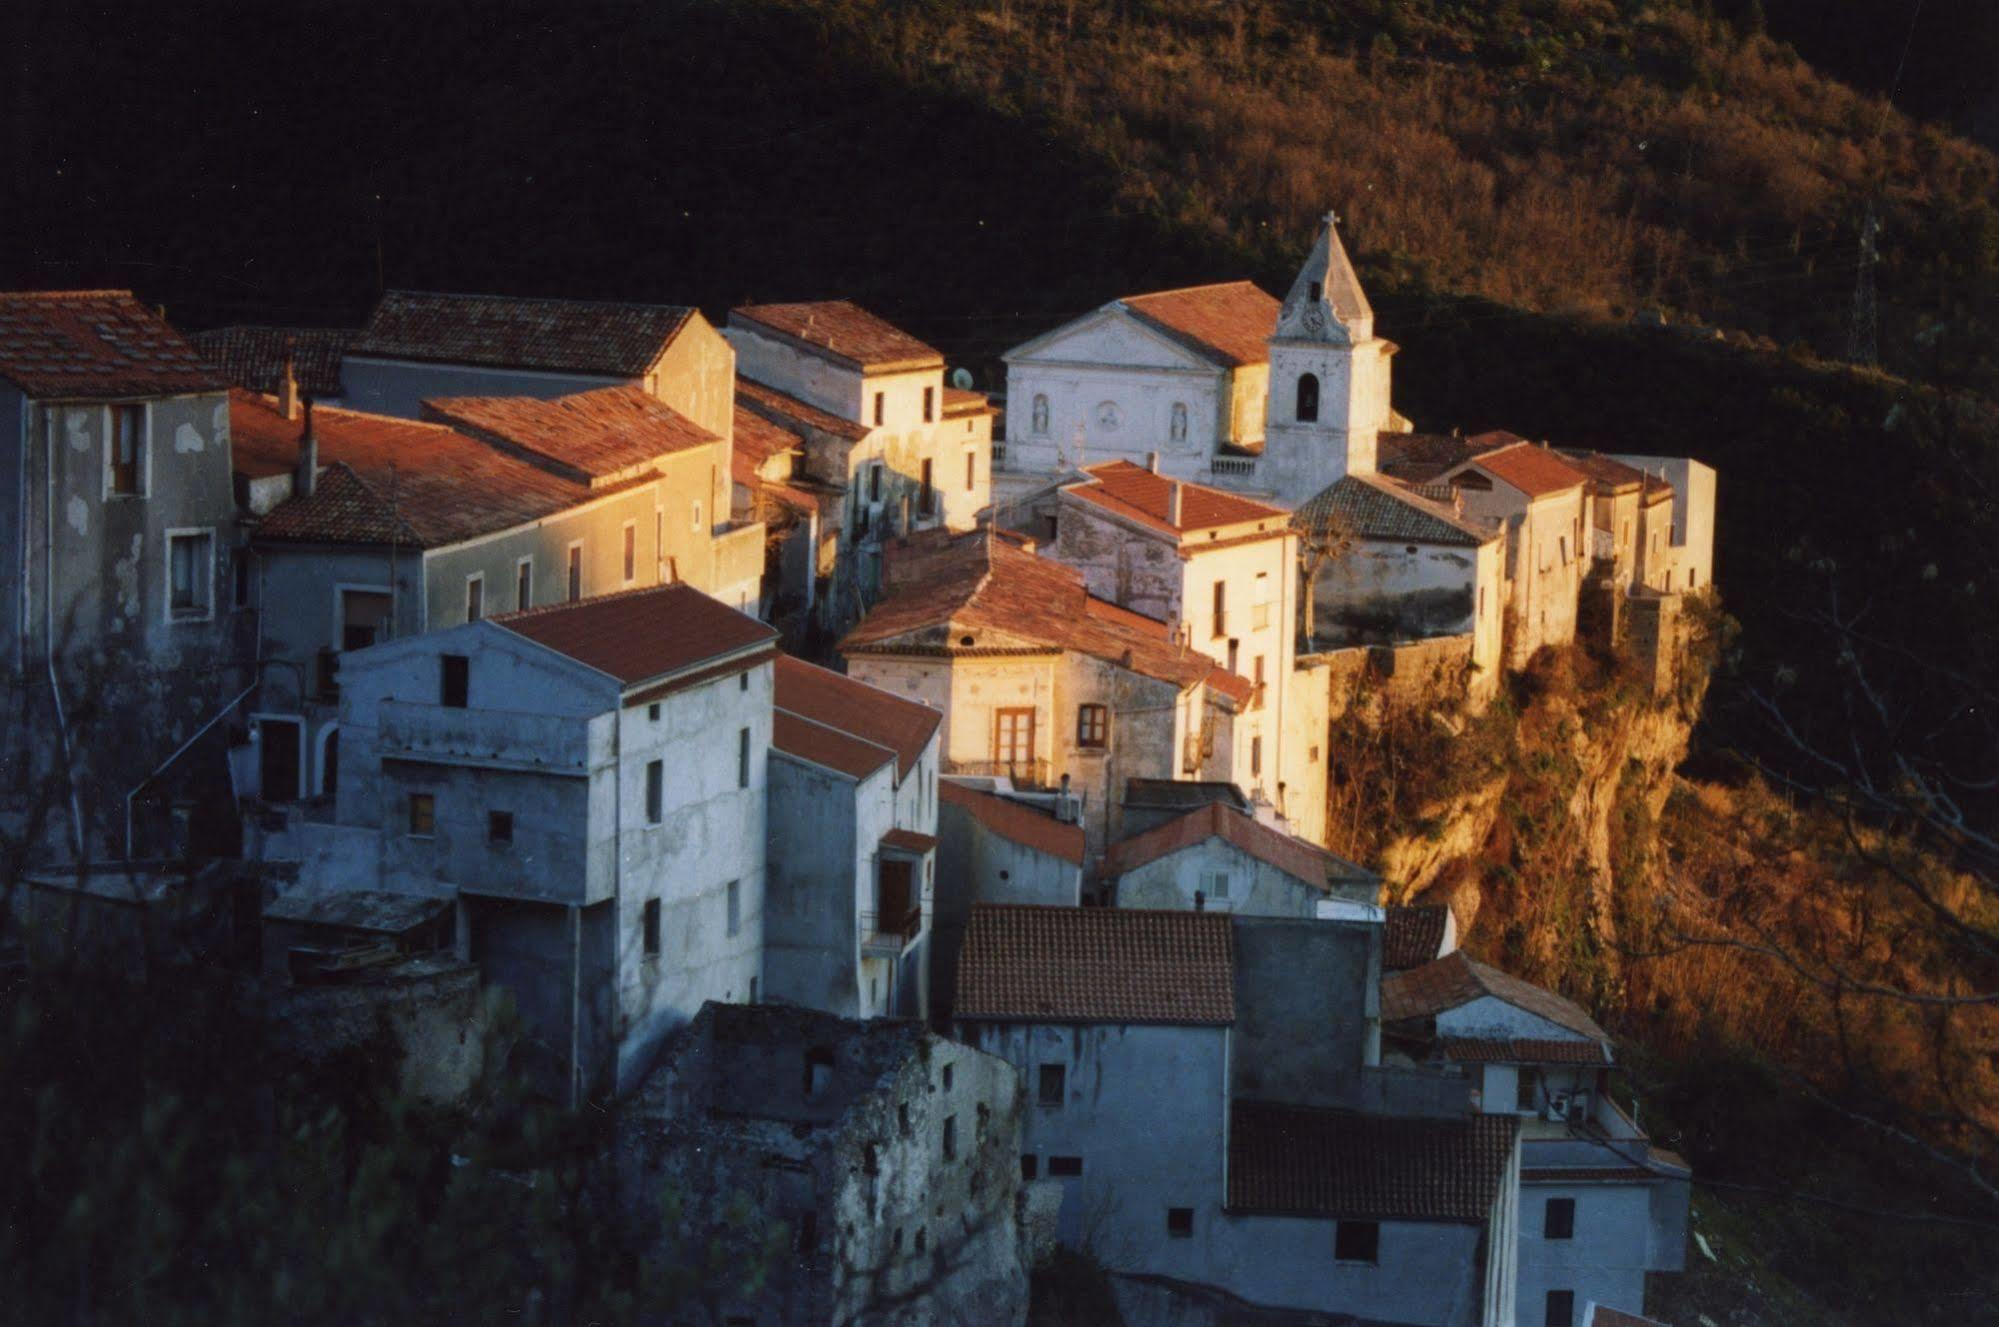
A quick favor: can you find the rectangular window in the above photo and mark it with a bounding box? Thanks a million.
[488,810,514,844]
[1544,1290,1574,1327]
[922,385,935,422]
[232,549,252,609]
[1253,655,1265,689]
[726,879,741,937]
[1047,1156,1082,1178]
[1167,1208,1194,1239]
[166,531,213,619]
[919,459,935,515]
[108,404,145,496]
[942,1115,957,1160]
[1020,1155,1038,1181]
[648,702,661,721]
[692,500,703,532]
[1038,1063,1065,1107]
[1075,704,1108,749]
[464,574,483,622]
[516,558,533,610]
[1204,871,1232,901]
[645,759,664,823]
[567,544,583,601]
[738,727,751,788]
[1250,735,1263,777]
[622,523,637,583]
[1517,1068,1538,1112]
[407,792,435,837]
[869,463,883,503]
[1543,1197,1575,1241]
[1558,535,1570,565]
[440,655,469,708]
[872,391,885,426]
[642,897,661,957]
[965,450,976,491]
[1333,1220,1379,1264]
[1211,581,1226,638]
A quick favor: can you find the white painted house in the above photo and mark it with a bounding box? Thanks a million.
[1100,799,1378,917]
[765,654,942,1021]
[298,582,777,1103]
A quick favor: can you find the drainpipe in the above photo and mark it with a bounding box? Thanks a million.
[44,406,84,860]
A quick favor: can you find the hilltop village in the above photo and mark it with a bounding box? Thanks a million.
[1,217,1714,1327]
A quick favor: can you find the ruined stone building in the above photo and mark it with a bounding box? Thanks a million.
[0,292,251,862]
[766,654,942,1020]
[619,1001,1028,1327]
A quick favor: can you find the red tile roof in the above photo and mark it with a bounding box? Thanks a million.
[422,385,719,485]
[1471,442,1589,498]
[1118,281,1281,367]
[0,291,227,399]
[1383,904,1452,971]
[1378,433,1587,499]
[494,582,777,686]
[942,386,992,417]
[881,828,938,854]
[841,531,1252,701]
[1067,461,1288,537]
[736,375,869,442]
[732,405,804,469]
[774,655,940,782]
[1557,450,1648,493]
[352,290,694,376]
[955,904,1234,1025]
[1382,952,1608,1042]
[731,300,943,373]
[1438,1037,1610,1066]
[1376,432,1500,484]
[190,324,351,397]
[939,780,1086,865]
[1102,801,1374,891]
[236,391,607,548]
[1228,1102,1518,1223]
[772,710,895,780]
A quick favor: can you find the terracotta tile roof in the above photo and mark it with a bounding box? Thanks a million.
[774,655,939,782]
[352,290,694,376]
[881,828,938,854]
[736,374,869,442]
[1471,442,1590,498]
[771,709,895,780]
[1295,472,1494,548]
[1437,1037,1611,1066]
[190,325,351,397]
[1102,802,1375,891]
[955,903,1234,1025]
[1228,1102,1518,1222]
[1122,779,1250,815]
[941,386,992,417]
[841,531,1252,701]
[494,582,777,686]
[1067,461,1288,537]
[1118,281,1280,368]
[0,291,227,399]
[237,391,605,547]
[421,386,718,486]
[1557,450,1648,493]
[731,301,943,373]
[1383,904,1452,972]
[1381,952,1609,1042]
[1378,433,1587,499]
[732,404,804,468]
[1377,432,1495,485]
[939,780,1086,865]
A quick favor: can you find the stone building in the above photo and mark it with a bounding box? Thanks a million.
[619,1000,1028,1327]
[1100,798,1377,917]
[295,583,777,1102]
[0,291,251,862]
[766,654,942,1020]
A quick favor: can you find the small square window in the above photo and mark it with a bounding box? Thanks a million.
[407,792,435,837]
[1020,1155,1038,1180]
[648,702,661,721]
[1543,1197,1575,1241]
[1544,1290,1575,1327]
[1075,703,1108,748]
[1038,1063,1065,1108]
[1334,1220,1379,1264]
[488,810,514,844]
[1047,1156,1082,1178]
[642,898,661,957]
[740,671,750,692]
[645,759,664,824]
[1166,1207,1194,1239]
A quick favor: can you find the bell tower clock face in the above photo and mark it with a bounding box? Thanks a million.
[1302,304,1327,333]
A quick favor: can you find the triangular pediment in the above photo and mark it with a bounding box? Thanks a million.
[1004,306,1219,372]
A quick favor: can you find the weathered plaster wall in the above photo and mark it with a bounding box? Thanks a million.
[1111,838,1321,918]
[766,752,867,1015]
[1230,917,1379,1108]
[932,793,1082,1019]
[1517,1181,1655,1326]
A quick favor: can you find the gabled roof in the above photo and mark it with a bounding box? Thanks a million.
[1275,213,1374,346]
[1437,1037,1610,1066]
[190,324,351,397]
[1557,450,1648,493]
[841,531,1253,702]
[1122,779,1249,815]
[1378,432,1588,499]
[1470,442,1589,498]
[1294,472,1494,548]
[774,655,939,782]
[731,301,943,373]
[493,583,777,688]
[1382,952,1608,1042]
[1228,1102,1518,1223]
[1117,281,1281,368]
[0,291,227,399]
[1102,801,1375,892]
[939,780,1086,865]
[732,405,804,468]
[421,386,719,486]
[236,391,606,548]
[352,290,695,376]
[956,904,1234,1025]
[772,710,895,781]
[1383,904,1452,971]
[1066,460,1289,538]
[1377,432,1503,485]
[735,374,870,442]
[942,386,992,418]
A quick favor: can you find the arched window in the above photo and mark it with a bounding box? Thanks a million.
[1169,402,1188,442]
[1296,373,1320,423]
[1031,393,1050,435]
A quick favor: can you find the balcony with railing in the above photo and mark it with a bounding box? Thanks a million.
[1210,456,1257,479]
[376,700,598,775]
[942,757,1053,790]
[861,854,923,958]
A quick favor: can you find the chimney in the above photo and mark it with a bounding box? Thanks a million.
[1146,450,1161,473]
[296,397,319,498]
[1167,481,1184,527]
[278,353,300,421]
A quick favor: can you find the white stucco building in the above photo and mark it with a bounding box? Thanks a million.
[1100,799,1377,916]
